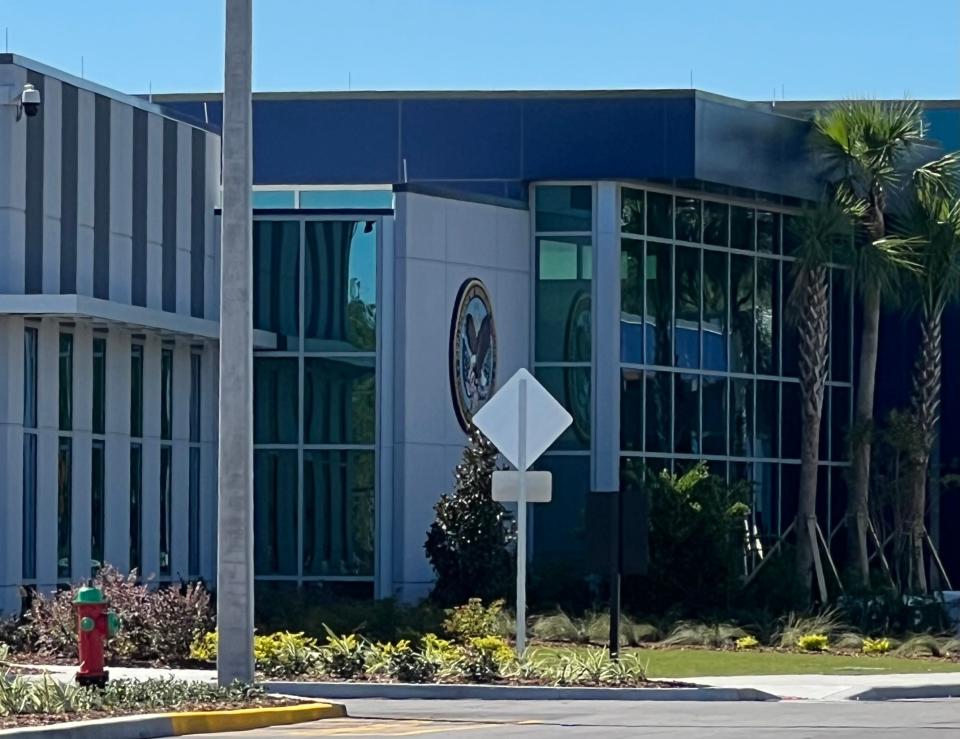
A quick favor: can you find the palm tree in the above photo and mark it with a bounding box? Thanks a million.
[883,153,960,592]
[786,203,851,599]
[812,100,925,589]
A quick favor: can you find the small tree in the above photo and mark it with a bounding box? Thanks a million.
[425,428,516,605]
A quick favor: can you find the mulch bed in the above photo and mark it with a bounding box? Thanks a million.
[0,696,305,730]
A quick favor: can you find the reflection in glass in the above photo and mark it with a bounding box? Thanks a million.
[703,201,729,246]
[23,327,37,428]
[646,242,672,366]
[702,375,726,455]
[751,463,779,538]
[57,437,71,579]
[254,358,298,444]
[780,464,799,535]
[161,348,173,441]
[93,338,106,435]
[730,255,754,373]
[536,237,592,362]
[830,269,852,382]
[675,197,701,243]
[782,214,800,255]
[756,210,779,253]
[620,188,644,234]
[645,371,671,453]
[703,250,727,371]
[781,266,800,378]
[781,382,801,459]
[190,353,201,443]
[831,387,850,461]
[254,220,300,348]
[305,221,377,352]
[756,258,778,375]
[620,368,643,451]
[647,191,673,239]
[535,185,592,231]
[304,357,375,445]
[22,433,37,579]
[756,380,778,458]
[129,443,142,574]
[59,333,73,431]
[620,240,644,363]
[160,445,171,576]
[130,345,144,438]
[674,374,699,453]
[535,366,590,451]
[730,379,753,457]
[91,441,104,574]
[303,450,375,576]
[254,450,298,575]
[189,447,201,577]
[731,206,755,251]
[675,246,700,368]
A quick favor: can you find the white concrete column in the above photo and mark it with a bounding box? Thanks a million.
[593,182,621,493]
[104,329,132,572]
[71,324,93,582]
[0,318,25,614]
[35,319,60,591]
[0,65,27,294]
[171,340,191,580]
[141,334,162,580]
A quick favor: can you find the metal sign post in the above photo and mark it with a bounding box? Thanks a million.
[473,368,572,657]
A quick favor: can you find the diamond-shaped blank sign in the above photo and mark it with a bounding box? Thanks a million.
[472,368,572,470]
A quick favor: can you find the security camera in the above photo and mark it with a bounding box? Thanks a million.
[20,83,41,118]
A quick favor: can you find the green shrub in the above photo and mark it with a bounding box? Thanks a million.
[862,637,892,655]
[190,630,320,679]
[894,634,942,658]
[456,636,514,682]
[319,626,366,679]
[662,621,747,648]
[797,634,829,652]
[834,632,865,651]
[425,429,515,605]
[366,640,438,683]
[421,633,460,671]
[529,648,648,687]
[20,566,213,664]
[443,599,508,641]
[776,609,847,648]
[736,635,759,650]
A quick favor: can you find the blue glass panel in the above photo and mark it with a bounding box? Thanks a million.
[299,190,393,209]
[253,190,296,208]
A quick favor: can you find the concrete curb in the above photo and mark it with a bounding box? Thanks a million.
[264,680,780,702]
[0,702,346,738]
[840,684,960,701]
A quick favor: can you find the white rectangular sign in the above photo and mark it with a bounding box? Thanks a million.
[492,471,552,503]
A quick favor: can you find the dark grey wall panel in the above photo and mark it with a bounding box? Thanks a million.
[59,84,78,294]
[93,94,111,300]
[190,129,206,318]
[131,108,148,306]
[162,119,178,312]
[24,72,44,294]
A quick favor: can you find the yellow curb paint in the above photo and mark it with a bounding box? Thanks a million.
[168,702,346,735]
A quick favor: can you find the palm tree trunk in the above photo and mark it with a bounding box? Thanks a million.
[847,282,880,589]
[905,302,943,593]
[795,265,830,598]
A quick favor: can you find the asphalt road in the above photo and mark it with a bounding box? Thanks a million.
[185,697,960,738]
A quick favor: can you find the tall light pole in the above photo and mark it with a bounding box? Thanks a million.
[217,0,254,686]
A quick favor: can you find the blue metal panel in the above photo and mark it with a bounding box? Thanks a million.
[252,100,400,184]
[521,96,696,181]
[400,99,523,180]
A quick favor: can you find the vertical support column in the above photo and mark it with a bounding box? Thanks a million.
[171,340,191,580]
[35,319,60,592]
[593,182,620,493]
[71,324,93,583]
[141,335,162,580]
[0,318,25,614]
[104,329,131,572]
[218,0,255,686]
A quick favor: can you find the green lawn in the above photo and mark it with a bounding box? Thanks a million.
[532,646,960,678]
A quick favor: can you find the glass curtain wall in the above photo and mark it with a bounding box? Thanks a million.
[91,336,106,575]
[531,185,594,569]
[617,186,853,548]
[22,326,38,581]
[253,217,378,592]
[57,331,73,580]
[129,343,144,574]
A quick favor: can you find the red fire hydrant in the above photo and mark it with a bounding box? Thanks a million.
[74,583,119,687]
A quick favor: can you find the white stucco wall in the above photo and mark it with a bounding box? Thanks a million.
[391,190,531,600]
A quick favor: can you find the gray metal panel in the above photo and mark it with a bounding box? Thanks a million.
[60,84,79,294]
[132,108,148,306]
[162,118,178,312]
[24,71,44,294]
[93,94,111,300]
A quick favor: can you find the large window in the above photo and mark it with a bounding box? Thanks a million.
[160,347,173,578]
[615,186,853,548]
[22,327,38,580]
[253,218,379,587]
[130,343,144,574]
[57,331,74,579]
[188,351,202,577]
[91,337,106,575]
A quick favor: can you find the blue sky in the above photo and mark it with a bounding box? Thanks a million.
[2,0,958,100]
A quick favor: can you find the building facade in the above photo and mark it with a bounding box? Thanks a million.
[2,53,959,612]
